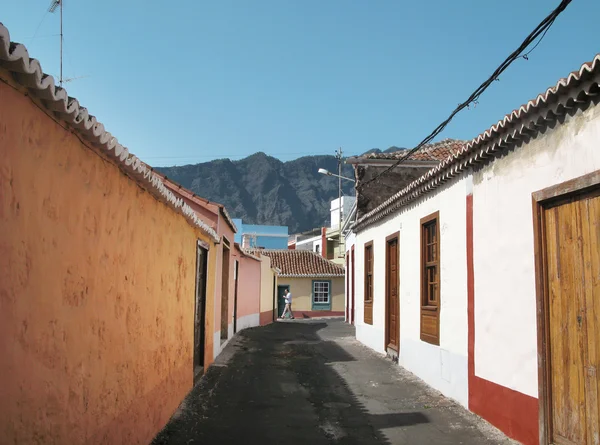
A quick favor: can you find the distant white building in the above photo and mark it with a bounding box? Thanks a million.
[330,196,356,230]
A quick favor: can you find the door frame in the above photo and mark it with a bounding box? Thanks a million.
[193,241,209,382]
[272,275,277,322]
[385,231,400,352]
[346,252,350,322]
[532,169,600,445]
[221,237,231,341]
[233,260,239,334]
[277,284,290,318]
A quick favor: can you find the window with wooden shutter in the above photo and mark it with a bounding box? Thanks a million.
[364,241,374,325]
[420,212,440,345]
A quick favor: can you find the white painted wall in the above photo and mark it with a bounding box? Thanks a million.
[236,313,260,332]
[473,103,600,398]
[296,235,321,252]
[331,196,356,229]
[354,176,470,407]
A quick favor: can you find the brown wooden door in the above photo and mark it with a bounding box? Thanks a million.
[386,235,399,351]
[194,244,208,376]
[544,191,600,445]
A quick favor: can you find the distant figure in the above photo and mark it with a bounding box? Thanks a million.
[279,288,295,319]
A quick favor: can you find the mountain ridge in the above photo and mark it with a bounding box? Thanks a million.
[156,148,405,233]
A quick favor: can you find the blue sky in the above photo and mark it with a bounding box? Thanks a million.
[2,1,599,166]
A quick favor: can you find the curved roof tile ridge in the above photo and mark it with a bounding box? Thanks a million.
[0,23,219,242]
[257,249,345,277]
[353,53,600,231]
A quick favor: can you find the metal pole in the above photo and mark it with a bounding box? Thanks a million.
[59,0,63,86]
[337,148,342,256]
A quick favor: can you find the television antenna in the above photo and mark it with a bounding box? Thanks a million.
[48,0,64,86]
[48,1,89,86]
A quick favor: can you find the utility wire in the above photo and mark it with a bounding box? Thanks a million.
[27,9,50,46]
[358,0,573,189]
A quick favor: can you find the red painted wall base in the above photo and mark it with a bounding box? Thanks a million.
[288,311,344,319]
[467,193,538,445]
[259,311,274,326]
[469,376,538,445]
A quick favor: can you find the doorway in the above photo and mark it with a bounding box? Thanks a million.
[277,285,289,319]
[385,232,400,354]
[534,171,600,445]
[193,242,208,381]
[221,240,231,342]
[233,260,239,334]
[346,253,350,322]
[272,276,277,322]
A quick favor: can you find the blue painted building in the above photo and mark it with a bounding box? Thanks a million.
[232,219,289,249]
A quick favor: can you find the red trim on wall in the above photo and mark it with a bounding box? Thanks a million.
[290,311,344,319]
[346,253,350,322]
[321,227,327,258]
[466,193,538,445]
[351,245,355,325]
[259,311,273,326]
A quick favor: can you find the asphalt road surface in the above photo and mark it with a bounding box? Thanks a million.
[152,318,517,445]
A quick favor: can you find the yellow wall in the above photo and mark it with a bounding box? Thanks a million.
[278,277,344,312]
[0,78,216,444]
[259,255,274,313]
[259,255,278,324]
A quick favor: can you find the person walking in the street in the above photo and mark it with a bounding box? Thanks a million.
[279,288,295,319]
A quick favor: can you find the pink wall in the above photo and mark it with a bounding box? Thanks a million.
[232,248,261,319]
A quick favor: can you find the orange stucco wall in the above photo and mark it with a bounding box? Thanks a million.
[0,79,216,444]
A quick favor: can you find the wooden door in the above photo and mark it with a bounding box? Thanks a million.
[543,190,600,445]
[221,243,230,340]
[194,243,208,377]
[386,234,400,351]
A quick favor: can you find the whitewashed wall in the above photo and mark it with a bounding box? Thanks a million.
[355,176,470,406]
[473,103,600,398]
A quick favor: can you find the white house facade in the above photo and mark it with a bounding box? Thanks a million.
[353,175,470,407]
[348,54,600,445]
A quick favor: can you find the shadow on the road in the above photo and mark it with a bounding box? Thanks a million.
[152,321,429,445]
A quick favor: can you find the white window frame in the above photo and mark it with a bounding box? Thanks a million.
[313,281,330,304]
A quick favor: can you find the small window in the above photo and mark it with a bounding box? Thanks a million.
[364,241,374,325]
[315,244,321,254]
[420,212,440,345]
[313,281,330,304]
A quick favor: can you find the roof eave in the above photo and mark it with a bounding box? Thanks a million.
[346,157,439,167]
[353,55,600,233]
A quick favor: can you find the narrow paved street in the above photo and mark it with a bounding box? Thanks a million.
[152,319,516,445]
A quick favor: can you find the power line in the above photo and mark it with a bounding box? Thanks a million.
[358,0,573,190]
[142,151,337,160]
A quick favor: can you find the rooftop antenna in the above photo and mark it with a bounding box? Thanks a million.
[48,0,63,86]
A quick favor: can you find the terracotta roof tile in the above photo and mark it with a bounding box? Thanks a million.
[257,250,344,277]
[0,23,220,242]
[364,139,466,162]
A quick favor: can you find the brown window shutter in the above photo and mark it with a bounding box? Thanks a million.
[420,212,440,345]
[364,241,374,325]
